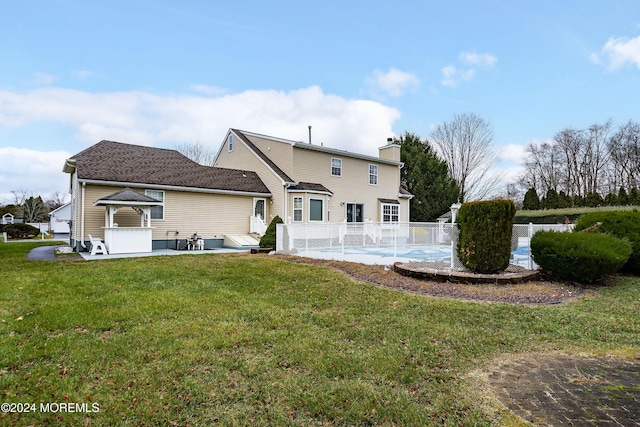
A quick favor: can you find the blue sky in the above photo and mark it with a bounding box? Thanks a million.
[1,0,639,203]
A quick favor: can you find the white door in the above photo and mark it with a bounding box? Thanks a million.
[253,198,266,220]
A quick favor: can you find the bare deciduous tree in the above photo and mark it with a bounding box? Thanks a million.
[520,120,640,202]
[175,142,217,166]
[608,120,640,190]
[430,113,501,201]
[45,191,69,211]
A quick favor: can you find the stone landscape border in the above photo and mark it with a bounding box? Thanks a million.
[393,262,539,284]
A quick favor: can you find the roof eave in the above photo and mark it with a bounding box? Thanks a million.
[77,179,272,198]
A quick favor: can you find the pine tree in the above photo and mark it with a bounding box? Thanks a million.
[398,132,460,221]
[522,187,541,210]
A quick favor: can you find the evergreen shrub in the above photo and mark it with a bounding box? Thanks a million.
[530,231,631,283]
[456,199,516,274]
[259,215,283,249]
[2,223,40,239]
[573,210,640,273]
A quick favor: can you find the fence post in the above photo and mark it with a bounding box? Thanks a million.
[528,222,533,270]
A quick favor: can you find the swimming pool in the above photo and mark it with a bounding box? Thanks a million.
[295,244,534,268]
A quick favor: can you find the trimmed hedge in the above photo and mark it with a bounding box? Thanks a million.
[456,199,516,274]
[573,210,640,274]
[514,213,582,224]
[530,230,631,283]
[2,223,40,239]
[259,215,283,249]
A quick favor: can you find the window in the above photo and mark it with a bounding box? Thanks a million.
[369,164,378,185]
[228,135,233,152]
[331,158,342,176]
[309,198,323,221]
[145,190,164,220]
[382,203,399,223]
[293,197,303,222]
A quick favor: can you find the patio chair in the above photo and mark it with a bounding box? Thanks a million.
[89,234,108,255]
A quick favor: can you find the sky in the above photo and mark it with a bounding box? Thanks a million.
[1,0,639,204]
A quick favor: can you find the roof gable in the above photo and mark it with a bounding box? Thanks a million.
[230,129,296,184]
[67,140,270,194]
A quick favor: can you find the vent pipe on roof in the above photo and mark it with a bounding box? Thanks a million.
[308,125,312,144]
[387,137,393,145]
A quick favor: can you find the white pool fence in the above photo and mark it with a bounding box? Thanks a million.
[276,221,574,269]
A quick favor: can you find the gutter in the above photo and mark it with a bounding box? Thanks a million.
[77,179,272,198]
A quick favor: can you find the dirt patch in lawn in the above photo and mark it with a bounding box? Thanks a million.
[273,254,585,305]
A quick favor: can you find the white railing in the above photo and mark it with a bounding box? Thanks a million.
[276,222,574,268]
[250,215,267,235]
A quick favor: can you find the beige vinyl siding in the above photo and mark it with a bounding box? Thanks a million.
[244,134,294,178]
[292,148,401,222]
[215,136,286,223]
[81,185,257,242]
[156,190,254,239]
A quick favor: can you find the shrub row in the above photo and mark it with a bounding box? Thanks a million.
[456,200,516,274]
[1,223,40,239]
[573,210,640,274]
[531,231,631,283]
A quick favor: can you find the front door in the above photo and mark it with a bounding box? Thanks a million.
[346,203,363,223]
[254,198,266,220]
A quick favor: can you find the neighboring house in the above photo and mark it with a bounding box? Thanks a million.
[49,202,71,234]
[213,129,412,227]
[63,140,271,252]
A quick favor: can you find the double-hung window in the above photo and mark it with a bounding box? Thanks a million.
[309,198,324,221]
[227,135,234,152]
[369,164,378,185]
[331,158,342,177]
[145,190,164,220]
[382,203,399,223]
[293,197,303,222]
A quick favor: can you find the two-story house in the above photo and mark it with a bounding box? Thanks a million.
[213,129,412,228]
[63,129,412,254]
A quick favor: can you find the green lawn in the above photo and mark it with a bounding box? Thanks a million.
[1,242,639,426]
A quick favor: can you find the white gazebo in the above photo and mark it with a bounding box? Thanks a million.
[92,188,162,254]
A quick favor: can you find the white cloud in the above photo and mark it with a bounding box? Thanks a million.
[499,143,529,163]
[0,85,401,201]
[32,72,57,85]
[459,52,498,68]
[441,51,497,88]
[594,34,640,69]
[0,147,72,204]
[366,68,420,98]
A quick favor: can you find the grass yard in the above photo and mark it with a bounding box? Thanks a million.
[1,242,639,426]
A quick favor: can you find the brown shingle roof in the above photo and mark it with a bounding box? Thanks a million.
[69,140,271,194]
[288,182,333,194]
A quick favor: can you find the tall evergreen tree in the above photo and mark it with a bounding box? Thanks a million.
[522,187,541,210]
[618,187,629,205]
[397,132,459,221]
[544,189,560,209]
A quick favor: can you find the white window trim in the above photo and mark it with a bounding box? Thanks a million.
[228,135,234,152]
[331,158,342,177]
[369,164,378,186]
[381,203,399,224]
[309,198,324,222]
[293,196,303,222]
[145,189,165,221]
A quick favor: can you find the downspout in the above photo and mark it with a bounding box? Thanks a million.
[283,184,289,222]
[80,182,87,250]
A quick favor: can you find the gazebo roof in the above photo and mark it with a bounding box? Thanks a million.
[93,188,162,206]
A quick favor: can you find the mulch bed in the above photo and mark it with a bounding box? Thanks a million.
[273,254,586,305]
